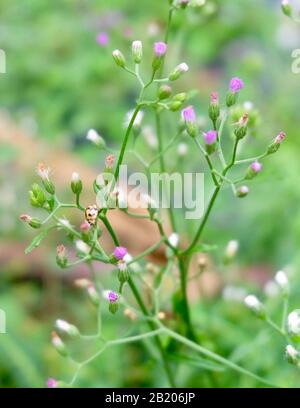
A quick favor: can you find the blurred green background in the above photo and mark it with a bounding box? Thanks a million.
[1,0,300,387]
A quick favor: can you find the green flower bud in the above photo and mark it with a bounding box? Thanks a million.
[226,92,238,107]
[51,331,68,357]
[169,100,183,112]
[55,319,80,338]
[158,85,172,100]
[169,63,189,81]
[173,92,187,102]
[109,302,119,314]
[132,40,143,64]
[29,183,46,208]
[117,260,129,283]
[112,49,126,68]
[56,244,67,268]
[71,172,82,195]
[281,0,292,17]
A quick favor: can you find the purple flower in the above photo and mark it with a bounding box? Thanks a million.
[154,42,167,57]
[182,106,196,123]
[275,131,286,144]
[47,378,58,388]
[229,77,244,93]
[114,246,127,260]
[108,291,118,303]
[96,32,109,47]
[204,130,217,145]
[250,161,263,173]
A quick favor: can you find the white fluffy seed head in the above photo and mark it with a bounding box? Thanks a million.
[71,172,80,183]
[244,295,262,314]
[75,240,90,254]
[225,240,239,259]
[168,233,179,248]
[287,310,300,335]
[275,270,289,292]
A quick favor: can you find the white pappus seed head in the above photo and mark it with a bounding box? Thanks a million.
[275,270,289,292]
[287,310,300,335]
[225,240,239,259]
[168,233,179,248]
[244,295,263,315]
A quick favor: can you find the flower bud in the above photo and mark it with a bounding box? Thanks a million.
[169,63,189,81]
[36,163,55,195]
[86,129,106,149]
[244,295,266,319]
[80,220,91,234]
[285,344,299,365]
[287,310,300,341]
[55,319,79,337]
[209,91,220,122]
[112,49,126,68]
[56,244,67,268]
[29,184,46,208]
[275,270,289,296]
[169,100,183,112]
[174,93,187,102]
[117,260,129,283]
[87,284,100,306]
[182,105,197,137]
[281,0,292,17]
[152,42,167,71]
[132,40,143,64]
[105,154,115,170]
[51,331,68,357]
[71,172,82,195]
[236,185,249,198]
[267,131,286,155]
[158,85,172,100]
[203,130,217,154]
[179,0,190,9]
[224,240,239,263]
[19,214,41,229]
[234,113,249,139]
[245,161,263,180]
[107,290,119,314]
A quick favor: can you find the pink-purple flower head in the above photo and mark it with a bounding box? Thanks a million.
[47,378,58,388]
[204,130,218,145]
[229,77,244,93]
[251,161,263,173]
[114,246,127,260]
[97,32,109,47]
[182,105,196,123]
[275,131,286,144]
[108,291,118,303]
[154,42,167,57]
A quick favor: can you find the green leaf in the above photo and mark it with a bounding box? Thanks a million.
[25,228,50,254]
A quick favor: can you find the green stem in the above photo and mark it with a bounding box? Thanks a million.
[160,325,279,388]
[155,111,177,233]
[128,278,176,387]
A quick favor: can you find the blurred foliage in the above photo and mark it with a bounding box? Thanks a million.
[1,0,300,387]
